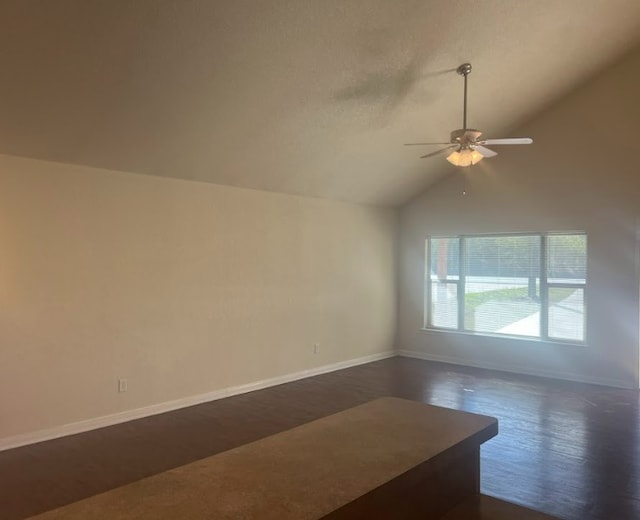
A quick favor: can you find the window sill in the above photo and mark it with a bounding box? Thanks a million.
[419,327,587,347]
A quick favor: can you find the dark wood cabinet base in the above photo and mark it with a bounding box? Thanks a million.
[325,448,480,519]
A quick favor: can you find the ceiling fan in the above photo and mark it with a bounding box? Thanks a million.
[405,63,532,166]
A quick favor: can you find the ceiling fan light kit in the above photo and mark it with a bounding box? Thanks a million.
[405,63,532,167]
[446,148,483,167]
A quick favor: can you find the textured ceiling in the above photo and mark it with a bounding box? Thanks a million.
[0,1,639,206]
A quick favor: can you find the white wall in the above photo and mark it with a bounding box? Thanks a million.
[397,47,640,389]
[0,155,397,441]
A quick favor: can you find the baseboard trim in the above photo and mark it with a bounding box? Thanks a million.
[0,351,396,452]
[397,349,632,389]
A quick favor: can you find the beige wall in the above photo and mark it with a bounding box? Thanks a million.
[0,156,397,439]
[2,48,638,444]
[397,47,640,389]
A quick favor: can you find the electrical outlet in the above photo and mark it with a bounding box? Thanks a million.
[118,378,128,393]
[313,343,320,354]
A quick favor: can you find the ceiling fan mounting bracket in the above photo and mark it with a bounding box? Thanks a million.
[456,63,472,76]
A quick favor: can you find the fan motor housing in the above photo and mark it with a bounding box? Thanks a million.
[451,128,482,146]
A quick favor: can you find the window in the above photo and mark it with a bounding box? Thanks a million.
[425,233,586,343]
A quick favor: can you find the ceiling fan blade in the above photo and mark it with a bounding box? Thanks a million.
[404,142,451,146]
[420,145,458,159]
[481,137,533,146]
[475,145,498,158]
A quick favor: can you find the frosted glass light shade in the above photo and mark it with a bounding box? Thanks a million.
[446,148,483,167]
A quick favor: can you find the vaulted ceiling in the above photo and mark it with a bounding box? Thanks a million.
[1,1,639,206]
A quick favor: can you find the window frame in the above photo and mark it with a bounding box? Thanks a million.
[424,232,587,345]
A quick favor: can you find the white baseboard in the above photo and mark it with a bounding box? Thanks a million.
[0,351,396,452]
[4,348,629,451]
[397,349,632,389]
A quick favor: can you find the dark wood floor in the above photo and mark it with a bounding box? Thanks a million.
[1,357,639,520]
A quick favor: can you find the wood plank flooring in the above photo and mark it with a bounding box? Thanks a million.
[1,357,639,520]
[441,495,558,520]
